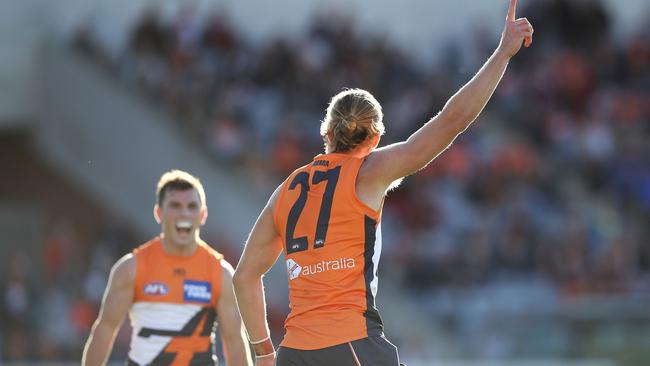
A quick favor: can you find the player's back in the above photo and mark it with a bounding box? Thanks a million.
[128,237,223,366]
[273,152,384,350]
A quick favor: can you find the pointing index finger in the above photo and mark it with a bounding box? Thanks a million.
[507,0,517,21]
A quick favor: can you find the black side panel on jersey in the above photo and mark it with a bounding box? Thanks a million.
[363,215,384,336]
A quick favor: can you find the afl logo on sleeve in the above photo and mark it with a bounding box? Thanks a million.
[183,280,212,303]
[143,282,168,296]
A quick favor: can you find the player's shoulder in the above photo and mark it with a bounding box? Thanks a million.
[283,152,360,180]
[197,240,224,262]
[219,259,235,280]
[358,147,403,191]
[286,161,313,180]
[273,162,312,207]
[132,236,161,255]
[361,148,389,174]
[111,253,136,285]
[195,242,234,283]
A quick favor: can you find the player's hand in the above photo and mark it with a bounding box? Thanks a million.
[497,0,533,58]
[254,352,276,366]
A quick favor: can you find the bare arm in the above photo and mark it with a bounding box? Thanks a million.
[217,260,253,366]
[363,0,534,188]
[82,254,135,366]
[233,186,283,365]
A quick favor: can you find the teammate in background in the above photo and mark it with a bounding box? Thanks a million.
[233,1,533,365]
[82,170,252,366]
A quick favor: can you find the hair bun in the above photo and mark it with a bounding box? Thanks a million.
[321,88,384,153]
[341,118,357,131]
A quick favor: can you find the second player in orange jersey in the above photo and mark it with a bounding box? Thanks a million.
[83,170,252,366]
[233,1,533,364]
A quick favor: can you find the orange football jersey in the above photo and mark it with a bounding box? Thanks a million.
[273,152,384,350]
[129,237,223,366]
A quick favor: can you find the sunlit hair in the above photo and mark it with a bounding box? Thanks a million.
[156,170,206,208]
[320,88,385,153]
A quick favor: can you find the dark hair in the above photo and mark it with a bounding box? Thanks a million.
[156,170,206,207]
[321,88,385,153]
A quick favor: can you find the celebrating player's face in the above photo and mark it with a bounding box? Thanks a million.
[157,188,205,246]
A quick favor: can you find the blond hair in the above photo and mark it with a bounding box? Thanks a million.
[320,88,385,153]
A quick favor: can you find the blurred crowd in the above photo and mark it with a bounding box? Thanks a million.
[1,220,137,361]
[74,0,650,294]
[3,0,649,362]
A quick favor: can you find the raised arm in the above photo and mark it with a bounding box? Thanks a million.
[364,0,533,187]
[216,260,253,366]
[232,186,283,365]
[82,254,135,366]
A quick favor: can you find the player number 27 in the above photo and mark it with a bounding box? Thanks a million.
[285,166,341,254]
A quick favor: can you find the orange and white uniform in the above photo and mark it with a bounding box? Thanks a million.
[128,237,223,366]
[273,152,384,350]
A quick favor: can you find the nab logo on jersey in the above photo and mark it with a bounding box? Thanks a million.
[286,259,302,280]
[183,280,212,303]
[144,282,168,296]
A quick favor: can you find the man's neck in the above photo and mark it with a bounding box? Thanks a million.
[325,145,373,158]
[160,235,198,256]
